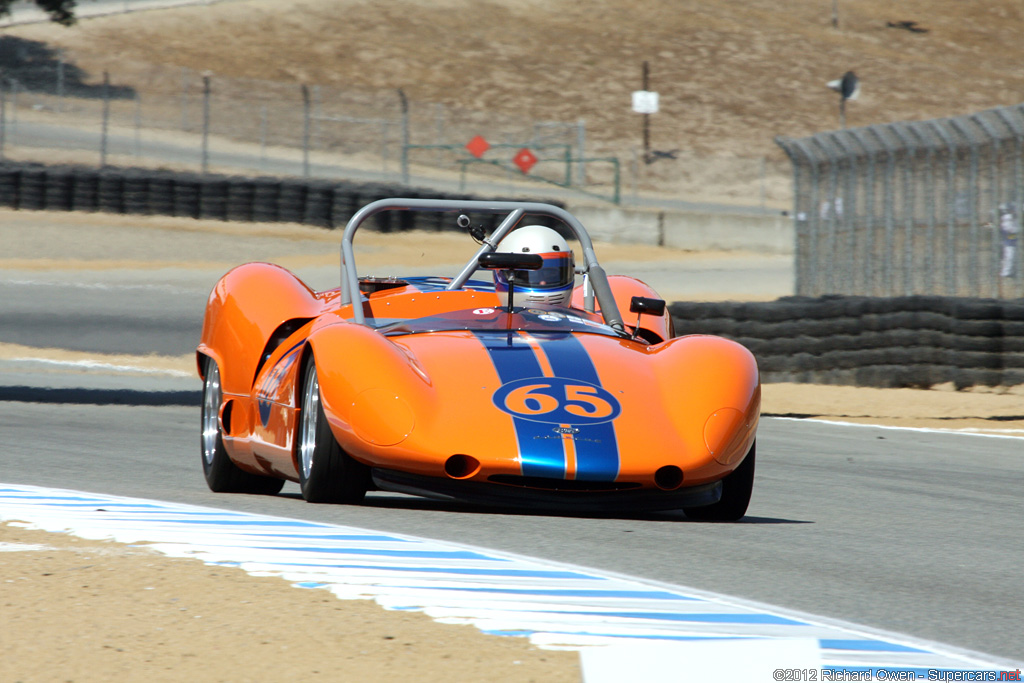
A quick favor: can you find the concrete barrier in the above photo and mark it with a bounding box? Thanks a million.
[661,210,792,254]
[567,202,793,254]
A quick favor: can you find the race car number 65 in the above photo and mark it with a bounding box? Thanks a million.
[492,377,621,425]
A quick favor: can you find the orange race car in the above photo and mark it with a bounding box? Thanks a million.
[197,199,760,520]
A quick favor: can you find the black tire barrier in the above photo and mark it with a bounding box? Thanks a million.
[147,172,175,216]
[43,166,74,212]
[672,295,1024,389]
[199,177,229,221]
[172,174,201,219]
[251,178,280,223]
[329,184,363,229]
[17,165,46,211]
[71,168,98,212]
[303,181,333,228]
[277,180,307,225]
[122,170,149,215]
[225,177,254,223]
[96,170,125,214]
[0,164,19,207]
[0,160,565,235]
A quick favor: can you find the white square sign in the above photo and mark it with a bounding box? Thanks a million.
[632,90,659,114]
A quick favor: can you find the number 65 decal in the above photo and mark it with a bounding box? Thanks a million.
[492,377,621,425]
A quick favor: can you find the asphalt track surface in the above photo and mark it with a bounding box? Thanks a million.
[1,245,1021,665]
[2,395,1022,663]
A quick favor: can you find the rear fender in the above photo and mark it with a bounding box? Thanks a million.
[198,262,324,396]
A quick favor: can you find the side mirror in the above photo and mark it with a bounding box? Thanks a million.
[628,296,667,343]
[629,296,666,316]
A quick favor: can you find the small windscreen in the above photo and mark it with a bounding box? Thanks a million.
[493,252,573,290]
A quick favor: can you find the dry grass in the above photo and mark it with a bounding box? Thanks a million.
[4,0,1023,203]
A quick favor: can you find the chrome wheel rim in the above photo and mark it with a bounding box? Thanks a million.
[202,363,221,466]
[299,367,319,480]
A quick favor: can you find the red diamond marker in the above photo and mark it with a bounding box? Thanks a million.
[466,135,490,159]
[513,148,537,174]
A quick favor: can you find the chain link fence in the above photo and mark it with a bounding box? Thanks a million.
[776,104,1024,299]
[0,41,787,210]
[0,53,624,200]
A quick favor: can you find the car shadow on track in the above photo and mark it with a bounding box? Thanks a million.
[276,491,809,524]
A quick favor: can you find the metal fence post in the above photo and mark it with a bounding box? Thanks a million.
[848,129,877,294]
[812,137,841,293]
[301,84,311,178]
[56,48,65,113]
[774,138,803,294]
[134,92,141,159]
[434,103,445,165]
[791,139,822,295]
[576,119,586,187]
[889,123,918,295]
[906,123,938,294]
[260,105,268,168]
[101,71,110,167]
[9,79,17,132]
[829,131,861,294]
[972,114,1005,296]
[0,82,6,161]
[312,84,321,152]
[201,72,211,174]
[868,127,897,295]
[929,121,958,296]
[949,119,982,296]
[180,67,189,132]
[398,88,409,185]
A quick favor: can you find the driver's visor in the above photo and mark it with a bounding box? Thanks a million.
[493,252,574,290]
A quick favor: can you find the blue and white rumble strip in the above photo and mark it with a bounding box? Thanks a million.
[0,484,1015,678]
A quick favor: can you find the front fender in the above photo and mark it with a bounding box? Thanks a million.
[306,322,437,451]
[651,335,760,468]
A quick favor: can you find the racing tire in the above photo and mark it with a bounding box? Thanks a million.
[297,356,370,504]
[683,442,756,522]
[201,359,285,495]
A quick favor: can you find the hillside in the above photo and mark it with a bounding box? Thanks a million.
[4,0,1024,205]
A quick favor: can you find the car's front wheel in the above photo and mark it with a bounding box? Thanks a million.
[683,441,755,522]
[201,358,285,495]
[297,355,370,504]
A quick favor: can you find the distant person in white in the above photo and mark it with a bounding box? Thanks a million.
[999,203,1019,278]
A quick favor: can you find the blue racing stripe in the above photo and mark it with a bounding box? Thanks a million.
[474,331,567,478]
[536,334,620,481]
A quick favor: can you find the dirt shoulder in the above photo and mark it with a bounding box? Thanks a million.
[0,522,578,683]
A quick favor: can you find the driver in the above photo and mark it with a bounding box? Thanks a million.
[492,225,575,307]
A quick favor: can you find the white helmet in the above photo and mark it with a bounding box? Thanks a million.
[493,225,575,307]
